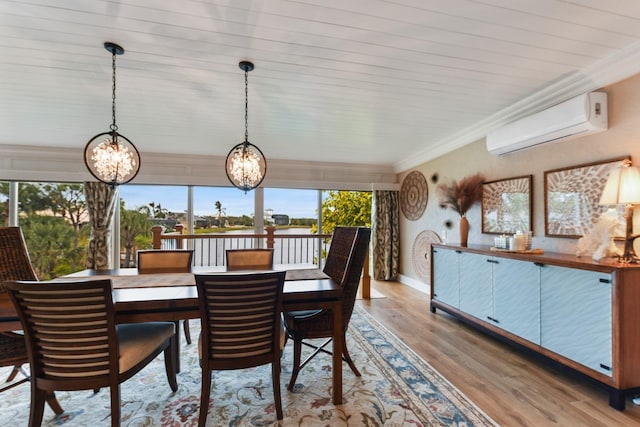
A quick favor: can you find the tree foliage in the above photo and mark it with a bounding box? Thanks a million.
[311,191,372,235]
[138,201,169,219]
[12,183,89,277]
[21,215,85,279]
[44,184,87,232]
[0,182,7,226]
[121,201,152,267]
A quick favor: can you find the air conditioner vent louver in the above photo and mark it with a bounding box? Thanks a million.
[486,92,608,156]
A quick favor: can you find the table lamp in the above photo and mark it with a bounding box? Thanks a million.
[599,159,640,263]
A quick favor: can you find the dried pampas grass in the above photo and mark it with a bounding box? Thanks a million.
[437,173,485,217]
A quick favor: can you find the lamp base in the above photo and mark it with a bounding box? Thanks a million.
[618,255,640,264]
[618,235,640,264]
[619,204,639,263]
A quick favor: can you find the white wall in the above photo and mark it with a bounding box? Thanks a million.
[399,72,640,291]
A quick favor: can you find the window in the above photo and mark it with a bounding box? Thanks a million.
[264,188,318,228]
[193,186,255,230]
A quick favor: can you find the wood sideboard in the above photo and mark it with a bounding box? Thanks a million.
[429,243,640,410]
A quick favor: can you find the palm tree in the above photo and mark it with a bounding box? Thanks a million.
[214,201,226,226]
[121,202,152,267]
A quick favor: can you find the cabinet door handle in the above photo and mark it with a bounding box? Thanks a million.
[487,316,500,324]
[455,250,462,254]
[599,363,612,371]
[534,262,544,267]
[487,259,499,264]
[599,278,611,284]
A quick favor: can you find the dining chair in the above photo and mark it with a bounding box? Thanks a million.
[0,226,63,415]
[195,271,286,425]
[225,248,274,271]
[283,226,371,391]
[137,249,194,352]
[4,278,178,427]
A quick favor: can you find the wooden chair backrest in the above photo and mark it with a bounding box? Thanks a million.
[4,279,118,390]
[225,248,274,271]
[322,227,358,284]
[323,227,371,327]
[0,227,38,284]
[195,271,286,370]
[0,227,38,318]
[137,249,193,274]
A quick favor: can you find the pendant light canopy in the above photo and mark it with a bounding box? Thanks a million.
[225,61,267,193]
[84,42,140,187]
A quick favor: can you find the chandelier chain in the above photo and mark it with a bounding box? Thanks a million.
[225,60,264,193]
[244,68,249,143]
[110,50,118,132]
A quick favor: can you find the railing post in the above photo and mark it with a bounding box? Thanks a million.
[175,224,185,249]
[151,225,163,249]
[265,225,276,249]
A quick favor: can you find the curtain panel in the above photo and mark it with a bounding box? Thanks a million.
[372,190,400,280]
[84,182,117,270]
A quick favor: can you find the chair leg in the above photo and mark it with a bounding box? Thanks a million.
[198,367,211,427]
[6,365,21,382]
[45,391,64,415]
[110,384,121,427]
[173,321,181,373]
[164,336,178,392]
[29,385,46,427]
[342,331,361,377]
[272,360,283,420]
[183,319,192,345]
[287,339,303,391]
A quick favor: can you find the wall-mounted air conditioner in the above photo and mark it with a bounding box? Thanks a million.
[486,92,608,156]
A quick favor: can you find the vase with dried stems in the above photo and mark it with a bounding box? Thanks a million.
[437,173,485,247]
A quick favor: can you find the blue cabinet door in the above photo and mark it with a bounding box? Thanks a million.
[541,265,612,376]
[432,247,459,308]
[459,252,493,321]
[493,258,541,344]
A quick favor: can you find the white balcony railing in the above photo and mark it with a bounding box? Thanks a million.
[151,225,331,269]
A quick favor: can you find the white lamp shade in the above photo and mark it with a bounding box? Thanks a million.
[599,163,640,205]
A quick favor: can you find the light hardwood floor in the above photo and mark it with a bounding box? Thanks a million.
[356,280,640,426]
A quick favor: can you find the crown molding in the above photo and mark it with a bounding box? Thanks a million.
[393,40,640,173]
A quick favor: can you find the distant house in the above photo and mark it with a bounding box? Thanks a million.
[194,217,210,228]
[264,208,274,223]
[272,214,289,225]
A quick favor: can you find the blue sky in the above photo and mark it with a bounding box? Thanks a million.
[119,185,320,218]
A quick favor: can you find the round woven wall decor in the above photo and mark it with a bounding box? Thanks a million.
[412,230,442,284]
[400,171,428,220]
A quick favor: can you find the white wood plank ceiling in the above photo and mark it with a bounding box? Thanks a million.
[2,0,640,172]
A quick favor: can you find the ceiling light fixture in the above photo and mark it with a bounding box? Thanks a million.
[225,61,266,193]
[84,42,140,187]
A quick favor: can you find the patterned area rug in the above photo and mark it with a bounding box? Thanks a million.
[0,306,496,426]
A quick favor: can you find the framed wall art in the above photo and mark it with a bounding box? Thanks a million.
[481,175,532,234]
[544,156,629,238]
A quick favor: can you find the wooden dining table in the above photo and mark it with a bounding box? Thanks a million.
[0,266,346,404]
